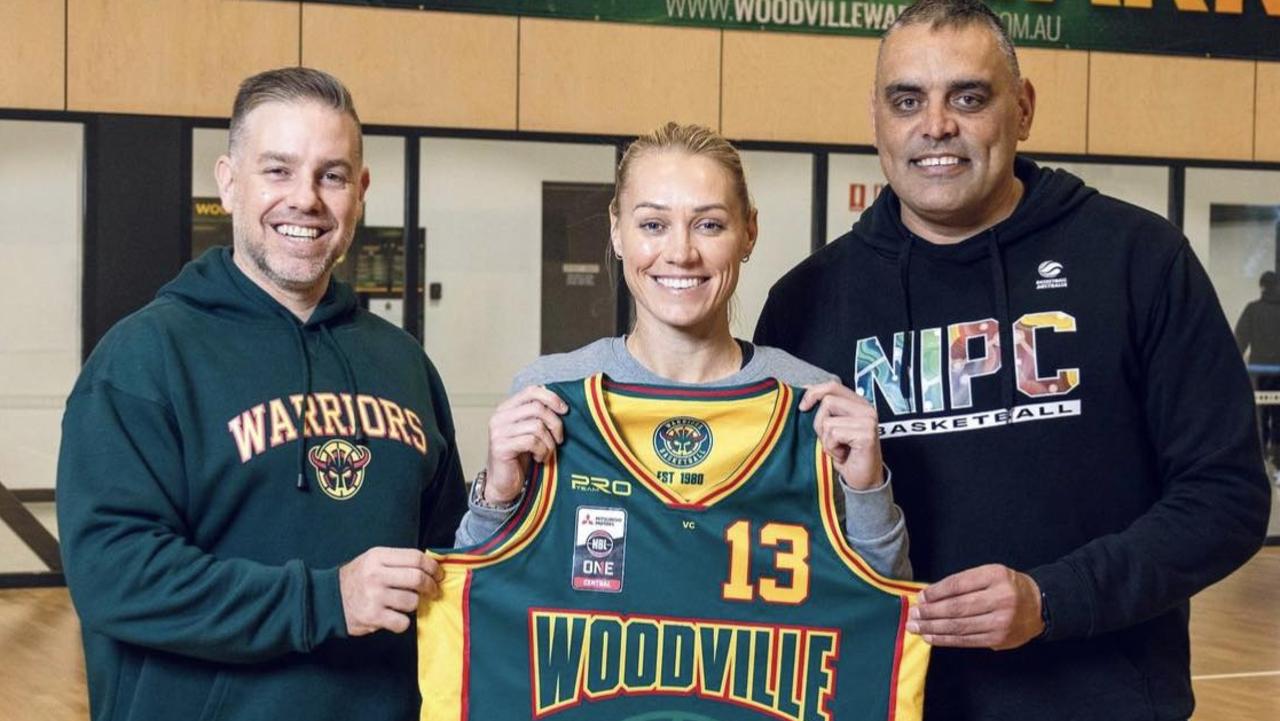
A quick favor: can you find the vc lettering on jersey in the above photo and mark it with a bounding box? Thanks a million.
[856,312,1082,438]
[529,609,840,721]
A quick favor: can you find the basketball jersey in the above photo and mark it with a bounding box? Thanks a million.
[419,374,929,721]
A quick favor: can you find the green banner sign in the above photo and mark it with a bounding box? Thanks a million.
[304,0,1280,60]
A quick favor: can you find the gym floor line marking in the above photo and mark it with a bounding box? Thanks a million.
[1191,670,1280,681]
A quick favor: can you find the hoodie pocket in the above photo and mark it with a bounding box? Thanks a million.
[118,652,230,721]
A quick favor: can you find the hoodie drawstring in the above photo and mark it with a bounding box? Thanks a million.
[897,234,917,406]
[985,232,1016,420]
[291,323,313,491]
[321,324,366,445]
[292,324,368,492]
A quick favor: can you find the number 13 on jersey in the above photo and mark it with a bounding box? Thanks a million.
[721,519,811,605]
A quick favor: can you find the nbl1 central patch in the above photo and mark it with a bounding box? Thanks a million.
[571,506,627,593]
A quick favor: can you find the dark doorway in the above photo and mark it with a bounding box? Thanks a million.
[541,182,617,355]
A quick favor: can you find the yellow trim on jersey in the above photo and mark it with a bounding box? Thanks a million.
[895,627,930,721]
[432,454,559,569]
[419,568,469,721]
[418,459,559,719]
[585,375,793,509]
[813,442,929,721]
[814,440,925,596]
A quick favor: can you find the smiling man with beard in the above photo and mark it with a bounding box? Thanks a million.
[57,68,467,721]
[755,1,1271,720]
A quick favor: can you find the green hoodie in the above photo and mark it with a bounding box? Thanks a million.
[57,247,467,721]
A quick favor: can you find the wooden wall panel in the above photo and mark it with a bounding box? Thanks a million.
[67,0,299,117]
[1017,48,1088,155]
[1088,52,1254,160]
[0,0,65,110]
[302,6,516,129]
[1256,61,1280,162]
[519,18,719,136]
[721,31,877,145]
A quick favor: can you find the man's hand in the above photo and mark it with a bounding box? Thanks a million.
[485,386,567,504]
[799,381,882,490]
[907,564,1044,650]
[339,547,443,636]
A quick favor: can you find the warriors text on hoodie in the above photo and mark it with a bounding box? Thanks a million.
[57,247,467,721]
[756,158,1270,721]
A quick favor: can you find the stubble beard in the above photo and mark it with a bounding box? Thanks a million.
[234,214,351,294]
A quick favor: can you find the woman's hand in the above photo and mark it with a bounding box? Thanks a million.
[484,386,568,504]
[799,381,883,490]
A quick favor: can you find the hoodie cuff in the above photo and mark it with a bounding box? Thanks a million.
[1027,560,1095,642]
[308,566,349,647]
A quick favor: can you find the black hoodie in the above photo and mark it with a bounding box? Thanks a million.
[57,247,467,721]
[756,158,1271,721]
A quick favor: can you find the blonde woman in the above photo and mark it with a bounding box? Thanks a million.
[455,123,909,578]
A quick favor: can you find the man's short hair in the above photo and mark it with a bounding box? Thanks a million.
[883,0,1021,79]
[228,67,363,158]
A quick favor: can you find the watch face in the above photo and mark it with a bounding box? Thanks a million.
[471,471,519,510]
[471,472,491,505]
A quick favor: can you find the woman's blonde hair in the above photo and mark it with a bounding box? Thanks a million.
[610,122,753,219]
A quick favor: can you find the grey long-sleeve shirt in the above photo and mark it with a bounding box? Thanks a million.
[453,337,912,580]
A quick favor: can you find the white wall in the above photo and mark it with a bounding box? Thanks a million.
[826,152,886,243]
[192,127,226,198]
[360,135,405,227]
[736,150,812,339]
[0,120,83,490]
[1036,160,1168,219]
[419,138,616,477]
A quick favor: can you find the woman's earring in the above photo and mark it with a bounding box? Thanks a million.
[742,254,751,263]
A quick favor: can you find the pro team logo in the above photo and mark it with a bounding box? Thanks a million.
[653,417,714,468]
[307,439,371,500]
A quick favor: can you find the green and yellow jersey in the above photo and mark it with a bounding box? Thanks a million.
[420,374,929,721]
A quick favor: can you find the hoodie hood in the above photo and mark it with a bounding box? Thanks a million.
[158,246,365,488]
[157,246,358,328]
[850,157,1098,418]
[853,156,1097,263]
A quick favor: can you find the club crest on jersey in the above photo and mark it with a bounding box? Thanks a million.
[307,439,371,500]
[653,417,713,468]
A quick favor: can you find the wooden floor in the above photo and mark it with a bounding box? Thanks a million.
[0,548,1277,720]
